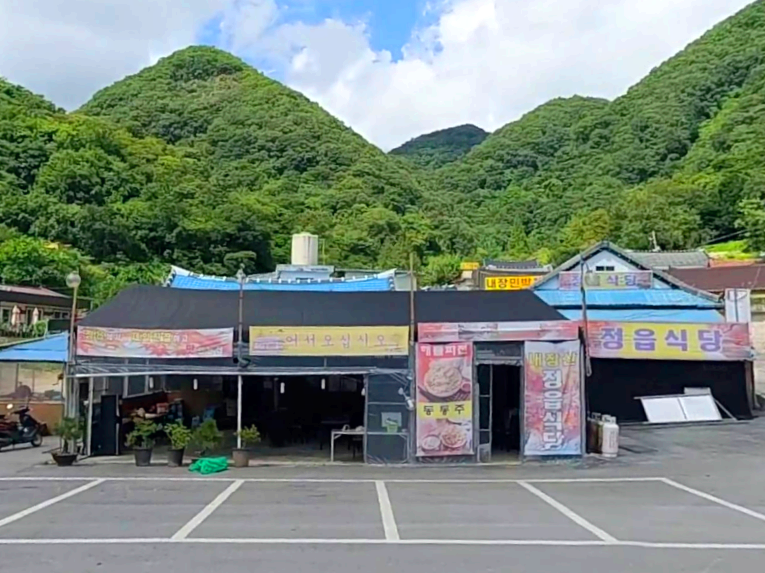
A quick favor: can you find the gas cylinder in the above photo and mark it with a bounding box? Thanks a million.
[601,415,619,458]
[587,414,601,454]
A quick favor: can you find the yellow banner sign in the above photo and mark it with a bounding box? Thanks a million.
[485,275,536,290]
[249,326,409,356]
[417,401,472,420]
[588,322,750,361]
[460,261,480,271]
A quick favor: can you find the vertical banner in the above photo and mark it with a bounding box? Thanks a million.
[416,342,474,457]
[523,340,582,457]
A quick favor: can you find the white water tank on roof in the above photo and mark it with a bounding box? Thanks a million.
[291,233,319,266]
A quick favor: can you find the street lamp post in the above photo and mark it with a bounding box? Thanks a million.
[65,271,81,419]
[236,266,246,450]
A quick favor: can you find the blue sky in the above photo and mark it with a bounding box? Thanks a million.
[199,0,428,66]
[0,0,754,149]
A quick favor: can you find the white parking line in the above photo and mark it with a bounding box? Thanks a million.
[0,476,668,484]
[171,480,244,541]
[374,481,400,541]
[517,481,618,544]
[1,538,765,549]
[661,478,765,524]
[0,479,105,529]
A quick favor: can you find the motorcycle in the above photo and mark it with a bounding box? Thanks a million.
[0,404,44,450]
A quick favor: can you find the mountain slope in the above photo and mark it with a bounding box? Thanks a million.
[80,47,430,267]
[430,0,765,257]
[3,2,765,294]
[389,124,488,169]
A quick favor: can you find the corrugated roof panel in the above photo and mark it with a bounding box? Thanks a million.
[535,289,721,308]
[0,333,68,363]
[559,309,724,323]
[170,275,393,292]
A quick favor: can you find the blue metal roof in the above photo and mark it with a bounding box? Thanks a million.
[535,289,721,308]
[559,309,724,323]
[170,275,394,292]
[0,333,68,363]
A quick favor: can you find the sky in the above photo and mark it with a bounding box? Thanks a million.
[0,0,756,150]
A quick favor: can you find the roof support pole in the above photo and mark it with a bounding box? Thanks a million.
[237,374,243,450]
[86,376,94,456]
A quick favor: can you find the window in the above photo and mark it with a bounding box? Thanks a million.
[595,265,615,272]
[1,308,9,323]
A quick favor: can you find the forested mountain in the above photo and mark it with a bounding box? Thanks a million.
[389,124,488,169]
[1,0,765,298]
[431,0,765,261]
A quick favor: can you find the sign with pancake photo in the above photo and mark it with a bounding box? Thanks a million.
[416,342,474,457]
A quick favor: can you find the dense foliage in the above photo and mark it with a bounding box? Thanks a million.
[390,124,488,169]
[1,1,765,296]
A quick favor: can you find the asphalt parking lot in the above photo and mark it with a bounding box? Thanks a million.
[2,420,765,571]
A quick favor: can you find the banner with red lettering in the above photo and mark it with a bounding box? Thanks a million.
[77,327,234,358]
[416,342,474,457]
[523,340,582,457]
[587,322,751,361]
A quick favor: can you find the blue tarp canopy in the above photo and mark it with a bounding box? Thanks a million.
[0,333,68,363]
[535,289,721,308]
[559,309,724,323]
[170,274,393,291]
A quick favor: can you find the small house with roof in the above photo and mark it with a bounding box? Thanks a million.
[532,242,753,423]
[533,242,723,323]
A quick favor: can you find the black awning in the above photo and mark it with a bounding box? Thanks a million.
[79,286,565,329]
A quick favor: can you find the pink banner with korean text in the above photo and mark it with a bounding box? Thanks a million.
[416,342,474,458]
[523,340,583,457]
[77,327,234,359]
[586,322,751,361]
[418,321,579,343]
[559,271,652,290]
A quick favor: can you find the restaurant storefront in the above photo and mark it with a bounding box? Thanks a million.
[71,286,583,463]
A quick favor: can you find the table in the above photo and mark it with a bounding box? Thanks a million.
[330,429,365,462]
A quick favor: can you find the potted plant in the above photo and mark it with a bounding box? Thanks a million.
[126,418,159,467]
[232,425,261,468]
[192,418,222,459]
[51,417,82,466]
[164,420,192,467]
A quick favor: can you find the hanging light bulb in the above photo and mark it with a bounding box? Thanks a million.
[321,378,326,390]
[148,377,154,390]
[361,385,366,396]
[280,382,285,394]
[193,378,198,390]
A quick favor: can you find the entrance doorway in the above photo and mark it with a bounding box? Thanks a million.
[478,364,522,462]
[241,375,366,461]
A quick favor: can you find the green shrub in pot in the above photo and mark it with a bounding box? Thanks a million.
[164,420,192,467]
[126,419,159,466]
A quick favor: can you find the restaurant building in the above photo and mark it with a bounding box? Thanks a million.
[71,287,585,463]
[533,242,753,422]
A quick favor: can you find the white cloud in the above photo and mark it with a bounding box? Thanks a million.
[0,0,227,110]
[0,0,756,151]
[248,0,755,150]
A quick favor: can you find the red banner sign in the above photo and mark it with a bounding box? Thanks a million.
[77,327,234,359]
[418,321,578,343]
[416,342,474,457]
[523,340,582,456]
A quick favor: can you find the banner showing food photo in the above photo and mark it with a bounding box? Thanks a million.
[416,342,474,457]
[523,340,582,457]
[77,327,234,358]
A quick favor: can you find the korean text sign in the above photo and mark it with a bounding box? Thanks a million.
[559,271,652,290]
[416,342,474,457]
[523,340,582,457]
[249,326,409,356]
[484,275,536,290]
[587,322,751,361]
[77,327,234,358]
